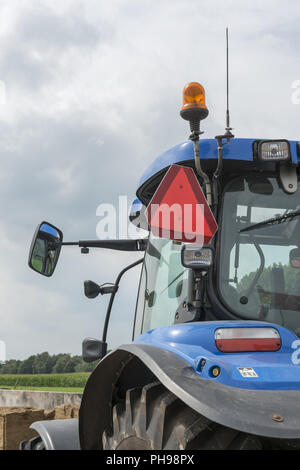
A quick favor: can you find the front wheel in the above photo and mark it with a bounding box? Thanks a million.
[102,381,262,450]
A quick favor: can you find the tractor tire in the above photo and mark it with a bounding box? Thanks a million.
[102,381,262,450]
[20,436,45,450]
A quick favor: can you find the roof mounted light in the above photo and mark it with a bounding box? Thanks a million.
[181,245,213,270]
[181,82,208,115]
[180,82,208,133]
[256,140,291,162]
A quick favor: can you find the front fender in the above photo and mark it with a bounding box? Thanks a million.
[79,343,300,449]
[30,419,80,450]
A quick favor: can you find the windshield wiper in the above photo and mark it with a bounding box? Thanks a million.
[240,209,300,233]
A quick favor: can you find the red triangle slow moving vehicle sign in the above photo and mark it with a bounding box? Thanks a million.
[146,164,218,244]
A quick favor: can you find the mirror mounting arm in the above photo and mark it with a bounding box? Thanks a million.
[83,257,144,363]
[102,258,144,345]
[62,239,147,251]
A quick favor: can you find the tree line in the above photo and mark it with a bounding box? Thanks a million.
[0,352,96,375]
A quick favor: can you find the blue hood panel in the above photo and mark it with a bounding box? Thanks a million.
[134,321,300,391]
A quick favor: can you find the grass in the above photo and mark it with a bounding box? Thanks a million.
[0,385,84,393]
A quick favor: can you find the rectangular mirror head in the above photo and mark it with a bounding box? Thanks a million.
[82,338,107,363]
[28,222,63,277]
[248,178,273,195]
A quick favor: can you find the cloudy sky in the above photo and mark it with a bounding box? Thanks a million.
[0,0,300,359]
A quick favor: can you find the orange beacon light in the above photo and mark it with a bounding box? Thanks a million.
[180,82,209,133]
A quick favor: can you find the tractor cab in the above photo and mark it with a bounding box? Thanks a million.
[131,134,300,338]
[126,80,300,340]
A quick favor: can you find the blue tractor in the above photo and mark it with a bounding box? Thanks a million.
[23,79,300,451]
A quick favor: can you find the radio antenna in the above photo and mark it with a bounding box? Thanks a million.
[225,27,234,141]
[213,27,234,194]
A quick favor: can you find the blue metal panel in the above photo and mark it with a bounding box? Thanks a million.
[290,140,299,163]
[137,138,299,189]
[134,321,300,391]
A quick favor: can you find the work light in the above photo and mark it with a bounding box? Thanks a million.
[256,140,291,162]
[181,245,213,270]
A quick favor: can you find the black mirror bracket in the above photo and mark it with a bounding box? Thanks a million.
[280,164,297,194]
[82,258,144,362]
[84,281,118,299]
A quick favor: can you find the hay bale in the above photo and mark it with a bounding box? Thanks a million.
[54,404,80,419]
[44,409,55,420]
[0,404,79,449]
[0,407,44,450]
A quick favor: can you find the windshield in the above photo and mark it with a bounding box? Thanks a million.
[134,235,188,335]
[219,175,300,334]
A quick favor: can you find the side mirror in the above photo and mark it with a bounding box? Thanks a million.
[28,222,63,277]
[290,248,300,269]
[82,338,107,363]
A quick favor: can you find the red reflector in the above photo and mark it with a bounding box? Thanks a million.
[215,338,281,352]
[215,327,281,353]
[146,164,218,244]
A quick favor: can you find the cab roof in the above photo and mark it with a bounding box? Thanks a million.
[138,138,299,189]
[130,138,299,221]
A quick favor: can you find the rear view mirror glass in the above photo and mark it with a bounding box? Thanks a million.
[248,178,273,195]
[28,222,63,277]
[290,248,300,269]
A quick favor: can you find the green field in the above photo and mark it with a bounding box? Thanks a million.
[0,372,90,391]
[0,386,84,393]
